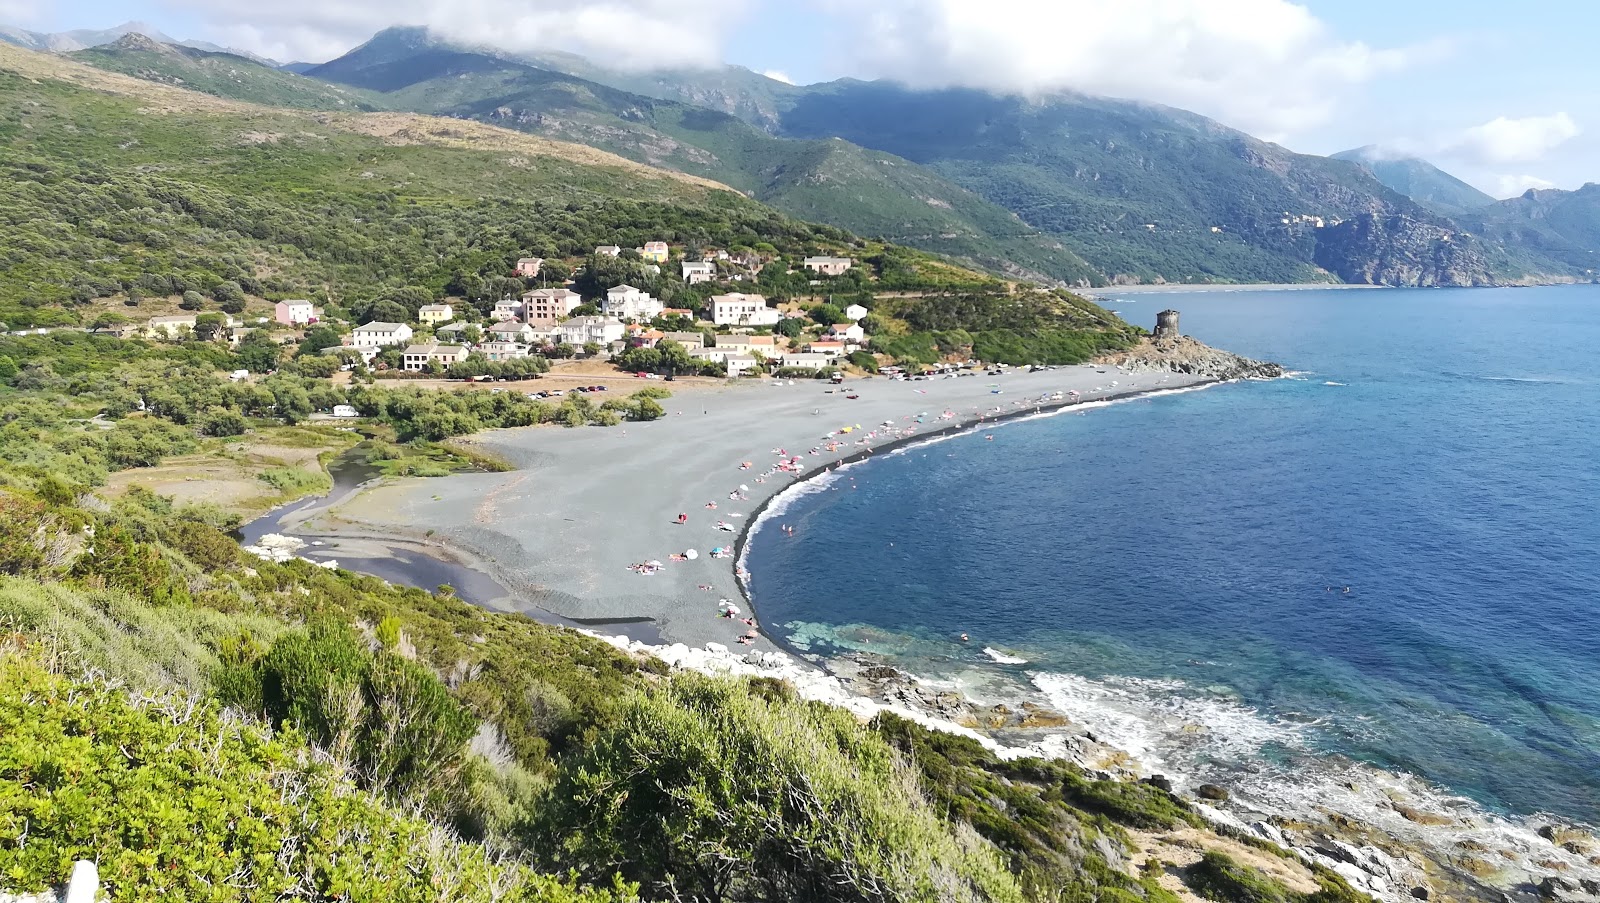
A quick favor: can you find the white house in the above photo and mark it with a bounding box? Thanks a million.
[605,285,664,322]
[594,245,622,257]
[480,341,529,361]
[710,292,780,327]
[554,316,625,348]
[351,321,414,347]
[778,352,835,370]
[521,288,583,326]
[682,261,716,285]
[402,343,468,371]
[274,299,316,326]
[323,344,380,365]
[844,303,869,322]
[487,320,536,343]
[803,256,853,276]
[493,298,525,321]
[724,354,759,377]
[828,322,866,343]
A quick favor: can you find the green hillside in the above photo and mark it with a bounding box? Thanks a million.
[0,41,870,327]
[69,32,387,110]
[1330,146,1496,215]
[1459,184,1600,276]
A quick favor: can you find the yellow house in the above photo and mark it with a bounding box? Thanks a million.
[417,303,454,326]
[640,241,670,263]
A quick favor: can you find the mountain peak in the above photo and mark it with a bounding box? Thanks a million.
[1331,146,1494,213]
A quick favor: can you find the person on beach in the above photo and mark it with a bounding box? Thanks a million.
[678,513,688,525]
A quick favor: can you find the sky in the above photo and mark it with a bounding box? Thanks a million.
[6,0,1595,198]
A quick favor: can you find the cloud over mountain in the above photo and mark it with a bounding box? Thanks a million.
[821,0,1435,138]
[169,0,754,68]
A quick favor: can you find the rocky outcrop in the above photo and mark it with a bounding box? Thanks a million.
[1313,213,1496,286]
[1096,336,1284,381]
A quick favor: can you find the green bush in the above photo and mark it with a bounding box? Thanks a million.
[535,675,1025,903]
[0,647,630,903]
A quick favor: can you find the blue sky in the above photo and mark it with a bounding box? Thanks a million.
[11,0,1594,196]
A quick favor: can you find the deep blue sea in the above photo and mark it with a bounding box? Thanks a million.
[746,286,1600,829]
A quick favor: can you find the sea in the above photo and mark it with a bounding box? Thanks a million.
[744,286,1600,846]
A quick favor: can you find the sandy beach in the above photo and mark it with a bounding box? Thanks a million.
[302,365,1214,648]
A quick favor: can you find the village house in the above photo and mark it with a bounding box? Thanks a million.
[748,335,778,354]
[594,245,622,258]
[710,292,780,327]
[524,324,558,346]
[487,321,536,344]
[605,284,664,321]
[554,316,625,348]
[681,261,716,285]
[829,322,866,343]
[320,344,380,365]
[480,342,529,361]
[640,241,670,263]
[402,343,468,372]
[803,256,854,276]
[145,314,198,337]
[806,340,847,356]
[689,347,731,365]
[417,304,454,326]
[659,331,705,351]
[521,288,583,326]
[273,299,317,326]
[724,354,759,378]
[778,352,835,370]
[351,321,414,347]
[435,322,469,341]
[844,303,869,322]
[493,297,525,321]
[628,327,665,346]
[712,334,754,355]
[660,307,696,321]
[515,257,544,278]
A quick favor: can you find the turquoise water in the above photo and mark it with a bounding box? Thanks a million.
[746,286,1600,825]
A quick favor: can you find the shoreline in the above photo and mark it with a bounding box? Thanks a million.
[1077,282,1389,297]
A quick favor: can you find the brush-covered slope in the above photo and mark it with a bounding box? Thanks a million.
[69,32,386,110]
[0,39,843,327]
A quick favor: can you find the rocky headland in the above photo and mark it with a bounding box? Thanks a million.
[1097,335,1286,381]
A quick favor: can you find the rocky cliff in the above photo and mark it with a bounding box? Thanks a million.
[1096,336,1284,381]
[1313,214,1495,286]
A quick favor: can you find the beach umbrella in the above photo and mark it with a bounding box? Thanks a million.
[686,549,699,559]
[646,560,663,567]
[739,484,749,492]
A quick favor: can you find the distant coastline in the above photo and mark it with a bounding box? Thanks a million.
[1077,282,1389,296]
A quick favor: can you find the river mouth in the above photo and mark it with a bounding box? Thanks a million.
[235,440,662,644]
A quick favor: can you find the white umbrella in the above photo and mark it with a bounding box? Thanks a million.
[739,484,749,492]
[685,549,699,560]
[646,559,663,567]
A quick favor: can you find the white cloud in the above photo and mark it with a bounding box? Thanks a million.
[1491,173,1556,198]
[0,0,44,25]
[170,0,754,67]
[819,0,1441,138]
[1448,113,1580,164]
[761,69,794,84]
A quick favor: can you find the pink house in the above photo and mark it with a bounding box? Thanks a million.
[274,299,316,325]
[516,257,544,277]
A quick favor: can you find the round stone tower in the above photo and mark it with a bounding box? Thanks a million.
[1153,309,1181,341]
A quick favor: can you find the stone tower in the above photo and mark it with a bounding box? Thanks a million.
[1153,309,1180,341]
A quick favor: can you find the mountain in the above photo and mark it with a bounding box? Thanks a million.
[69,34,385,111]
[1455,184,1600,277]
[296,28,1101,283]
[0,19,277,65]
[1331,146,1497,215]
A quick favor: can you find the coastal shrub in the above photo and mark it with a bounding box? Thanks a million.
[256,465,331,495]
[235,622,476,799]
[0,647,630,903]
[1184,851,1293,903]
[534,674,1025,903]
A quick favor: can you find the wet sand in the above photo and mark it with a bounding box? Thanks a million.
[307,366,1213,648]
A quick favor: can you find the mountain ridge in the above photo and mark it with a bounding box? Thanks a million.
[1330,146,1497,215]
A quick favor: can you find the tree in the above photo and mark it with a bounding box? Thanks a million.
[193,313,226,342]
[570,303,601,318]
[88,311,131,333]
[236,330,281,374]
[809,304,844,327]
[775,317,804,338]
[582,341,601,357]
[179,290,207,311]
[297,324,344,357]
[212,281,247,314]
